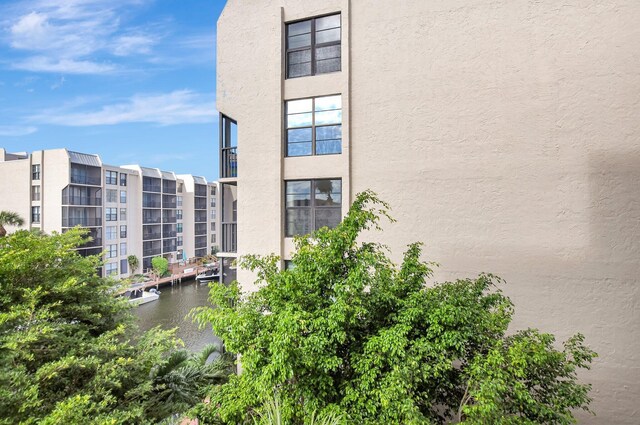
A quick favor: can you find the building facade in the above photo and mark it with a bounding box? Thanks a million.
[215,1,640,423]
[0,148,219,278]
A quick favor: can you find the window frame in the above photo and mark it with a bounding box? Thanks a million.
[106,207,118,222]
[285,94,342,157]
[32,164,40,180]
[120,190,127,204]
[105,170,118,185]
[106,226,117,241]
[120,173,127,186]
[120,225,127,238]
[285,178,342,237]
[106,244,117,259]
[120,208,127,221]
[286,13,342,79]
[31,206,41,224]
[31,185,40,201]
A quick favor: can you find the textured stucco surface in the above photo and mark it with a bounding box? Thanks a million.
[216,1,640,422]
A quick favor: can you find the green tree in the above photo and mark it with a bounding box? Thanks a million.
[192,191,596,424]
[0,210,24,237]
[0,228,229,424]
[128,254,140,275]
[152,256,169,278]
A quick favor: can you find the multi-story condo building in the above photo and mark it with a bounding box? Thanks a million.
[0,148,218,277]
[214,1,640,423]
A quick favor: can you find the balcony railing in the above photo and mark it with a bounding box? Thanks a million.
[62,196,102,206]
[78,238,102,249]
[194,198,208,210]
[221,147,237,178]
[143,232,162,240]
[62,217,102,227]
[221,222,237,253]
[143,248,162,256]
[163,231,177,237]
[143,216,161,224]
[143,201,162,208]
[70,175,101,186]
[163,201,177,209]
[143,184,161,193]
[163,244,177,253]
[163,215,177,224]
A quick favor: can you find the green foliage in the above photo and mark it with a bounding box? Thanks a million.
[128,255,140,275]
[251,395,346,425]
[0,210,25,237]
[0,229,230,424]
[192,190,595,424]
[152,256,169,277]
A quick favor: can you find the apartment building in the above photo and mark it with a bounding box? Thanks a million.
[0,148,218,278]
[215,1,640,422]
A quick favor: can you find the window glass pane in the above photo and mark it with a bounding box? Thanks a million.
[315,180,342,206]
[288,33,311,49]
[288,49,311,65]
[316,140,342,155]
[316,125,342,155]
[287,142,312,157]
[287,98,313,114]
[288,62,312,78]
[315,208,341,230]
[316,28,341,44]
[316,45,341,61]
[288,20,311,36]
[287,127,312,143]
[287,112,313,128]
[316,14,340,31]
[286,180,311,195]
[316,58,341,74]
[315,95,341,111]
[315,110,342,125]
[286,208,311,236]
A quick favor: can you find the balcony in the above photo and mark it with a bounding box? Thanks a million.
[143,248,162,257]
[62,196,102,206]
[163,230,177,237]
[194,198,208,210]
[78,237,102,249]
[143,184,161,192]
[194,211,207,223]
[221,222,237,253]
[62,217,102,227]
[143,215,161,224]
[221,147,237,178]
[163,214,177,224]
[70,175,101,186]
[163,244,177,253]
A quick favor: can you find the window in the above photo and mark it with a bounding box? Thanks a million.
[106,189,117,203]
[285,179,341,236]
[120,190,127,203]
[120,225,127,238]
[177,196,183,207]
[120,242,127,256]
[211,186,216,196]
[211,233,216,243]
[176,223,183,233]
[31,206,40,223]
[286,95,341,156]
[106,226,117,240]
[105,262,118,276]
[176,209,183,220]
[31,185,40,201]
[210,209,216,219]
[106,208,117,221]
[177,236,183,246]
[105,170,118,185]
[120,208,127,221]
[286,14,341,78]
[211,222,216,231]
[106,244,117,259]
[284,260,296,270]
[120,259,128,274]
[120,173,127,186]
[32,164,40,180]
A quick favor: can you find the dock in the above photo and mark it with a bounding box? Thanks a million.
[117,262,212,294]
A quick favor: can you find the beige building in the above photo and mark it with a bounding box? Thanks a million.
[215,1,640,423]
[0,148,218,277]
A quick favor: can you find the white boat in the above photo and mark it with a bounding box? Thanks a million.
[125,284,160,305]
[196,264,220,284]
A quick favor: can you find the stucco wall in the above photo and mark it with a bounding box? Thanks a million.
[217,1,640,422]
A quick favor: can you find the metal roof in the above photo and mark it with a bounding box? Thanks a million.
[193,176,207,185]
[139,167,161,178]
[161,171,177,180]
[68,151,102,167]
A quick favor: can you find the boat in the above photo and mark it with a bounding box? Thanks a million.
[196,263,220,284]
[125,283,160,306]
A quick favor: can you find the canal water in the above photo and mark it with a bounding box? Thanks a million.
[135,279,220,352]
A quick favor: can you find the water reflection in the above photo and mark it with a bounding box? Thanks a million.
[135,279,219,352]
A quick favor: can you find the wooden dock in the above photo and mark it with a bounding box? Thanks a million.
[118,263,210,294]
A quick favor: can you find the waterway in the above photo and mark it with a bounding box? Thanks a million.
[135,279,220,352]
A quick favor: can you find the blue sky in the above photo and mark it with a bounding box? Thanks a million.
[0,0,227,180]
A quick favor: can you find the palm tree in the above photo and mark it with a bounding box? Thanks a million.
[145,343,233,421]
[0,211,25,237]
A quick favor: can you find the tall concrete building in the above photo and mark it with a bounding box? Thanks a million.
[214,1,640,422]
[0,148,219,277]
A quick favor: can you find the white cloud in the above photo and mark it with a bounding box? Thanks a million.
[0,125,37,136]
[12,57,115,74]
[30,90,216,126]
[112,34,155,56]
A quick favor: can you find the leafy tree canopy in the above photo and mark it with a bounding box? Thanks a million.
[152,256,169,278]
[192,191,596,424]
[0,228,229,424]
